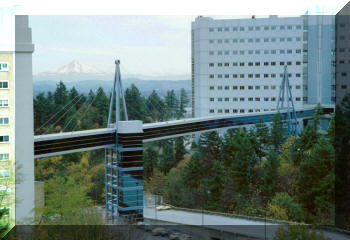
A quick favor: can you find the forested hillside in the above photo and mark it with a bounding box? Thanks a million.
[33,81,340,227]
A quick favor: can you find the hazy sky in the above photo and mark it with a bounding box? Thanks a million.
[29,2,343,77]
[30,16,195,76]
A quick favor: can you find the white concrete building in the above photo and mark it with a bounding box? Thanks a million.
[191,15,334,118]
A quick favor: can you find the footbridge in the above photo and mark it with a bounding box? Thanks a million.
[34,60,334,222]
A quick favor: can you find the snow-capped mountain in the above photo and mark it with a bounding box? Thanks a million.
[39,60,106,75]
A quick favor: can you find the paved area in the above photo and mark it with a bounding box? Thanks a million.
[144,207,350,240]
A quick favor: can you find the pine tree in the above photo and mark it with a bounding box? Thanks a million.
[263,150,280,199]
[146,90,166,122]
[178,88,189,119]
[174,137,186,164]
[164,90,179,120]
[158,140,176,174]
[270,112,285,151]
[124,84,147,121]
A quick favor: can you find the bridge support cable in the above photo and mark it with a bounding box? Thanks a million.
[277,66,298,136]
[35,94,84,134]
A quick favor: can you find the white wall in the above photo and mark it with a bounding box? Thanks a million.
[15,15,35,224]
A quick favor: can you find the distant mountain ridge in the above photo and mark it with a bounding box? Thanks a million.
[35,61,190,82]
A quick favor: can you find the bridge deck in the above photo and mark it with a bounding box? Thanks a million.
[34,106,333,158]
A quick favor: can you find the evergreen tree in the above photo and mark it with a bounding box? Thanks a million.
[158,140,176,174]
[297,137,335,220]
[124,84,147,121]
[146,90,166,122]
[164,90,179,120]
[143,146,158,179]
[270,112,285,151]
[174,137,186,164]
[93,87,109,126]
[263,150,280,199]
[178,88,189,118]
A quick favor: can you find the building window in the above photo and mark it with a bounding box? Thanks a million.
[296,85,301,89]
[218,86,223,90]
[296,73,301,77]
[239,50,244,55]
[280,26,285,30]
[264,62,269,66]
[224,27,229,32]
[233,62,238,66]
[240,97,245,101]
[0,169,10,178]
[255,86,260,90]
[210,86,214,90]
[296,37,301,42]
[232,86,238,90]
[255,39,260,43]
[0,100,9,107]
[255,109,261,112]
[271,50,276,54]
[264,38,269,42]
[255,50,260,54]
[264,74,269,78]
[0,117,9,125]
[224,74,229,78]
[287,49,292,54]
[240,74,245,78]
[218,74,223,78]
[271,62,276,66]
[233,97,238,102]
[218,63,223,67]
[209,74,214,79]
[287,37,292,42]
[240,109,245,113]
[280,61,285,66]
[218,27,223,32]
[271,97,276,101]
[233,50,238,55]
[239,27,244,31]
[248,86,253,90]
[248,38,253,43]
[225,51,230,55]
[255,74,260,78]
[0,63,9,72]
[209,28,214,32]
[0,81,9,89]
[248,62,253,66]
[271,26,276,30]
[280,38,285,42]
[248,74,253,78]
[296,25,301,29]
[224,39,229,43]
[233,27,238,31]
[255,62,260,66]
[209,63,214,67]
[271,38,276,42]
[233,74,238,78]
[224,97,229,102]
[264,97,269,101]
[210,98,214,102]
[209,51,214,55]
[0,153,9,161]
[225,109,230,113]
[264,26,269,30]
[224,62,229,67]
[341,72,347,77]
[255,26,260,30]
[218,109,223,113]
[225,86,229,90]
[240,39,245,43]
[248,97,253,101]
[271,85,276,90]
[287,61,292,66]
[233,109,238,113]
[264,85,269,90]
[341,85,347,89]
[296,97,301,101]
[209,40,214,44]
[271,74,276,78]
[240,86,245,90]
[248,109,253,113]
[218,51,223,55]
[0,135,9,143]
[209,109,214,113]
[296,61,301,65]
[232,39,238,43]
[240,62,245,66]
[218,98,223,102]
